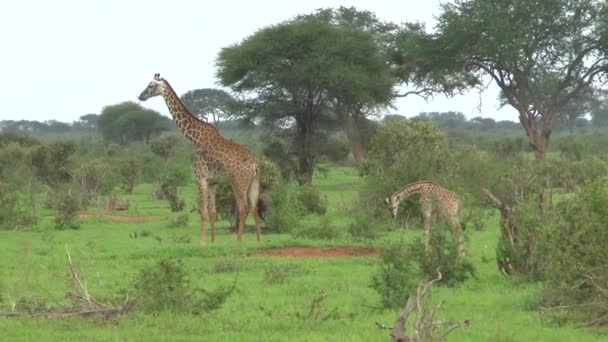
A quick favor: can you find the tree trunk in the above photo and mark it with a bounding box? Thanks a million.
[296,114,315,185]
[344,113,364,163]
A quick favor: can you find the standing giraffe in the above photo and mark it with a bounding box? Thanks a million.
[384,181,466,256]
[138,73,262,246]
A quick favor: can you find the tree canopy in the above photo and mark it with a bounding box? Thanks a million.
[395,0,608,160]
[216,16,394,183]
[180,88,237,125]
[98,102,171,145]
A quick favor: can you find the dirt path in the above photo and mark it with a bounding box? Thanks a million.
[78,212,165,222]
[258,246,378,257]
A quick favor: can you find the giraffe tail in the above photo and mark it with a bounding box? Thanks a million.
[257,198,266,220]
[248,172,265,220]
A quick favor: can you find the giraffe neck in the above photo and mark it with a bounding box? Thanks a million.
[391,181,436,206]
[160,79,219,146]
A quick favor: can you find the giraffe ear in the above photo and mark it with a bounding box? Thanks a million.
[384,197,390,205]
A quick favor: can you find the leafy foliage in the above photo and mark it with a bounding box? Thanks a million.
[98,101,171,145]
[131,258,235,314]
[217,16,393,183]
[180,88,237,124]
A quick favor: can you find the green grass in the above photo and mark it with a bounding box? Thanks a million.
[0,166,606,341]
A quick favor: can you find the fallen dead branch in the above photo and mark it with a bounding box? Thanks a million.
[376,270,470,341]
[0,245,129,319]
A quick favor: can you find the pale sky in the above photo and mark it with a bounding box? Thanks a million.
[0,0,518,123]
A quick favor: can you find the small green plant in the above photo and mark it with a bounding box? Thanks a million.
[264,263,302,285]
[292,291,344,321]
[292,216,341,240]
[213,258,245,273]
[166,212,189,229]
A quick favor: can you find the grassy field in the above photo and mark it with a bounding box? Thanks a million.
[0,166,606,341]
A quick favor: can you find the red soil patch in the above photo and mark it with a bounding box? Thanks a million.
[258,246,378,257]
[78,212,164,222]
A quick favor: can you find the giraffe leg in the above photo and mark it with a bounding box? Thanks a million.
[195,177,209,247]
[208,184,217,244]
[421,198,432,255]
[232,181,248,244]
[247,175,262,242]
[450,214,466,257]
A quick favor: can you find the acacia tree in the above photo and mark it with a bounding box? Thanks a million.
[216,17,393,184]
[298,7,397,163]
[556,88,599,133]
[98,102,171,144]
[180,88,236,125]
[394,0,608,161]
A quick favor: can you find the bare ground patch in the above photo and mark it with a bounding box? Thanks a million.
[257,246,378,257]
[78,211,165,222]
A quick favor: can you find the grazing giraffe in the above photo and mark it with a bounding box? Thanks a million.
[384,181,466,256]
[138,73,262,246]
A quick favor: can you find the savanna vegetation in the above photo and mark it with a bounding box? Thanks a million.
[2,1,608,341]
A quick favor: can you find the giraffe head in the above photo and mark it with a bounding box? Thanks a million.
[138,73,164,101]
[384,197,398,220]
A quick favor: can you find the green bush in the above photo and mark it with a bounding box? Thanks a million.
[158,169,187,212]
[0,182,36,230]
[371,227,475,309]
[120,158,140,194]
[535,177,608,323]
[264,263,302,285]
[292,216,341,240]
[150,134,179,161]
[50,186,81,230]
[297,185,327,215]
[131,258,235,314]
[370,241,420,309]
[347,213,381,240]
[166,212,189,229]
[75,159,115,206]
[264,184,304,233]
[414,226,476,287]
[495,201,551,280]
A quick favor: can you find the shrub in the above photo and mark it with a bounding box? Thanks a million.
[535,177,608,323]
[371,227,475,309]
[264,184,305,233]
[159,171,186,212]
[292,216,341,240]
[131,258,235,314]
[495,201,551,280]
[50,186,81,230]
[370,241,419,310]
[348,213,381,240]
[297,185,327,215]
[414,226,476,287]
[120,159,140,193]
[150,134,179,161]
[31,140,77,187]
[0,182,36,230]
[166,212,189,229]
[264,263,302,285]
[75,159,115,206]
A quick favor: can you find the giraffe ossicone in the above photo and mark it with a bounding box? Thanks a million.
[138,73,263,246]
